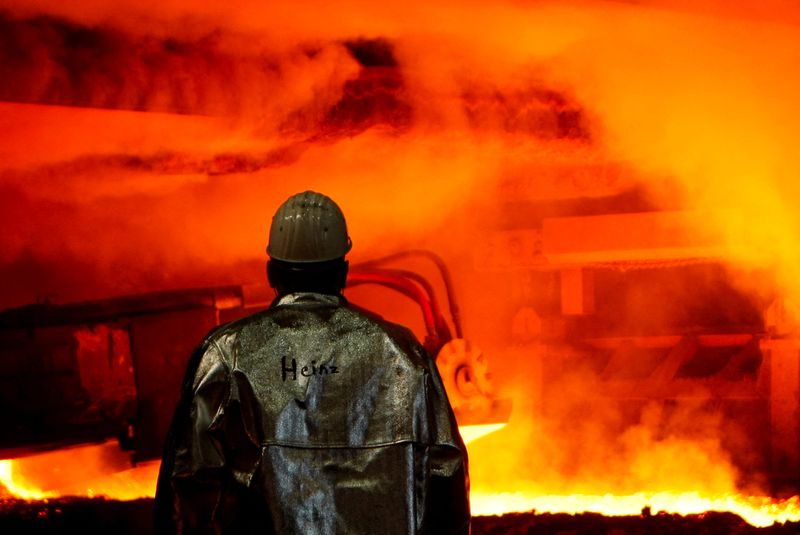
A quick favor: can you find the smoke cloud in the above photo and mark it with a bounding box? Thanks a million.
[1,0,799,505]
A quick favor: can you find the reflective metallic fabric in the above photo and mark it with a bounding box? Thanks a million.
[155,292,470,535]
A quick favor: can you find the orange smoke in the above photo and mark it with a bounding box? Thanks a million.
[1,0,800,527]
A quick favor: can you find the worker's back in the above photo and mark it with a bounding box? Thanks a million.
[156,291,470,534]
[156,191,470,534]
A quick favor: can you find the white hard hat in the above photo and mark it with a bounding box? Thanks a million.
[267,191,352,262]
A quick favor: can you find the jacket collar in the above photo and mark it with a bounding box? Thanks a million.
[272,291,346,308]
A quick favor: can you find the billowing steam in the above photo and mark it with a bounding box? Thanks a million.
[2,0,800,511]
[0,3,590,307]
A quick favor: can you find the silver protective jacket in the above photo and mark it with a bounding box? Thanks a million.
[154,292,470,535]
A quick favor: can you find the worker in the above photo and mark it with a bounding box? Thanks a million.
[154,191,470,534]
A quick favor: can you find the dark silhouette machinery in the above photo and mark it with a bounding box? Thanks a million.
[0,251,507,462]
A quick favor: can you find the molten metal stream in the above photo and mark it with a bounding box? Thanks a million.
[0,442,161,502]
[1,437,799,528]
[469,491,800,528]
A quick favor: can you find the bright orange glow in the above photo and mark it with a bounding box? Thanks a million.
[0,460,53,500]
[469,491,800,528]
[2,0,800,529]
[460,423,507,445]
[2,443,799,527]
[0,442,159,501]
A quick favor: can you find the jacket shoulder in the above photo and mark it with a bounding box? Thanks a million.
[201,307,277,345]
[342,300,412,331]
[341,303,430,360]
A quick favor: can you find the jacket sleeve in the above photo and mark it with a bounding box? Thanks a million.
[416,342,472,535]
[154,338,231,535]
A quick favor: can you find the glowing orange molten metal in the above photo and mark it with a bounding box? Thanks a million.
[0,442,160,502]
[1,435,799,528]
[469,491,800,528]
[2,0,800,531]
